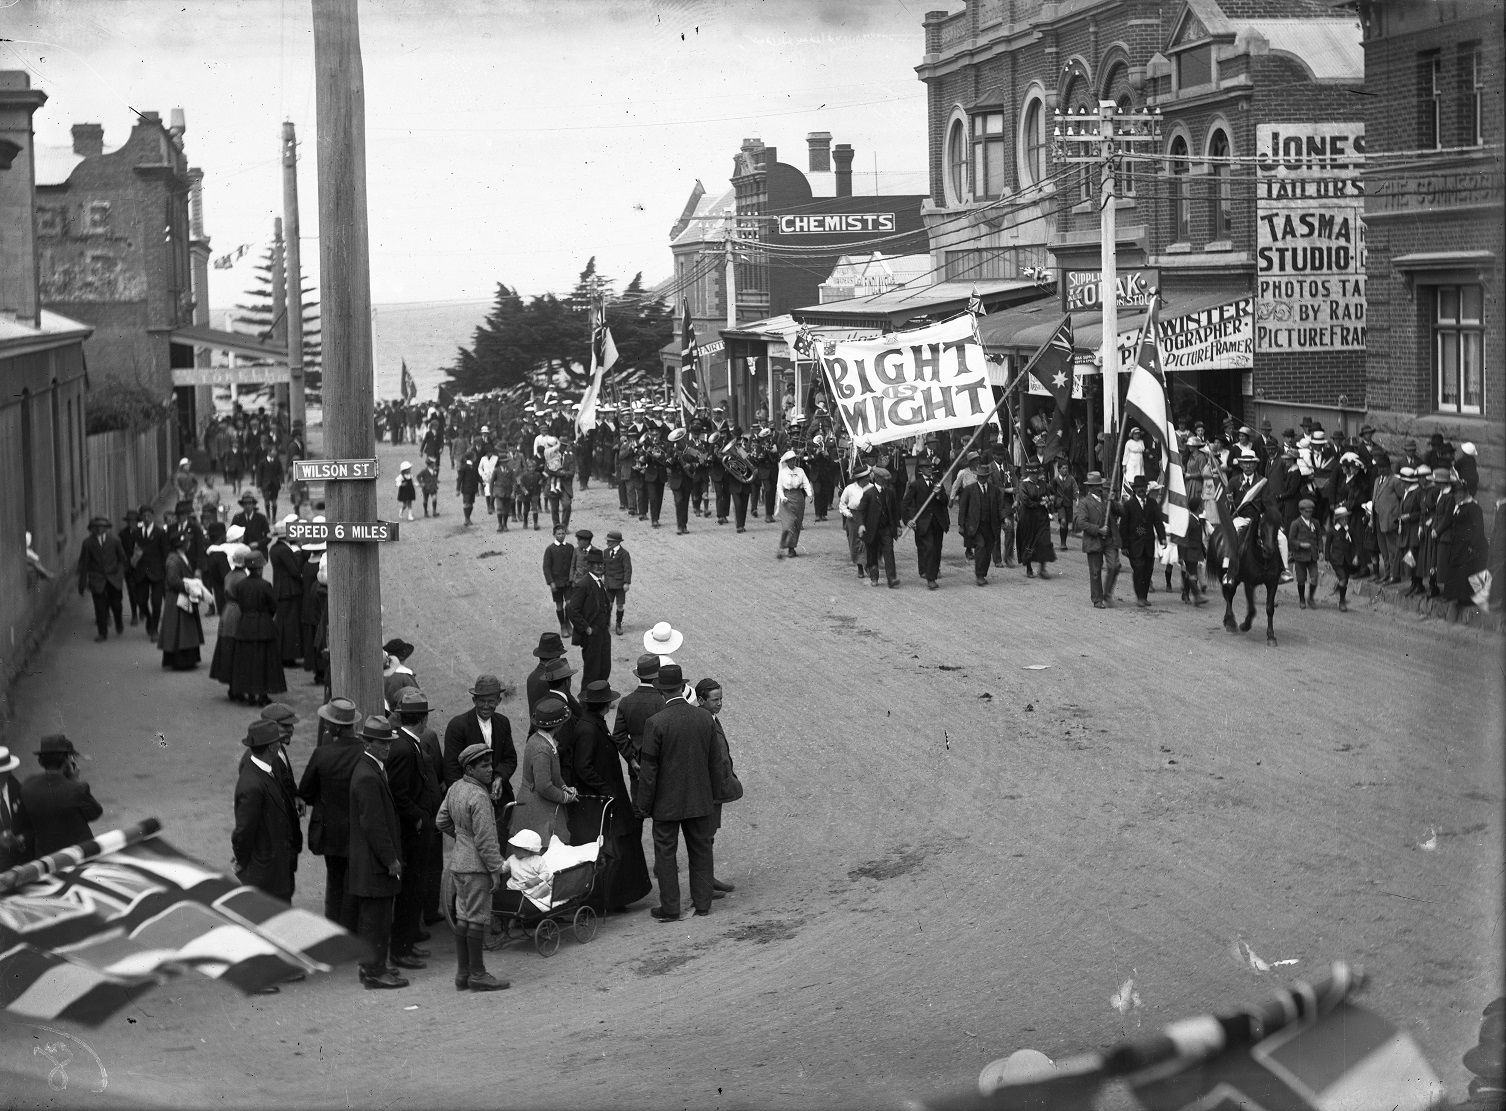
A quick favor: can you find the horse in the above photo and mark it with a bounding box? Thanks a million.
[1205,515,1284,646]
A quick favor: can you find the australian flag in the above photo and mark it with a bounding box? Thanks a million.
[1027,316,1075,415]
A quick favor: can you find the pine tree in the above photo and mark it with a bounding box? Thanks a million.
[232,245,323,397]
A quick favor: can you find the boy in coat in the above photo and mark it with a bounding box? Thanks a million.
[435,743,509,991]
[78,516,128,640]
[348,717,409,989]
[1326,505,1358,611]
[1287,498,1321,609]
[602,530,632,635]
[542,524,576,639]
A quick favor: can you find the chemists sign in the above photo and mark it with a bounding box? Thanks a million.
[1255,123,1366,353]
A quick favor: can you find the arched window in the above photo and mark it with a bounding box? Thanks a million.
[1021,96,1046,187]
[947,117,968,203]
[972,111,1007,199]
[1169,135,1191,242]
[1208,128,1232,238]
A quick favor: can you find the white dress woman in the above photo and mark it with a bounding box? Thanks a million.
[1121,428,1147,491]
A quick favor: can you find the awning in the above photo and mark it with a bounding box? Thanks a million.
[720,314,883,361]
[791,279,1049,330]
[980,284,1252,360]
[170,325,288,363]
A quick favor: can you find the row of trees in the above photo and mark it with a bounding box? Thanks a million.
[444,258,675,397]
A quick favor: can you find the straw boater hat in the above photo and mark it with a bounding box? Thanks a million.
[0,744,19,774]
[643,621,683,655]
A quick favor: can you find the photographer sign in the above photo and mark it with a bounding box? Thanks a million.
[1255,122,1367,353]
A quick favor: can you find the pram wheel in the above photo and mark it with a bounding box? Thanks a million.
[484,913,507,951]
[572,906,598,943]
[534,917,561,957]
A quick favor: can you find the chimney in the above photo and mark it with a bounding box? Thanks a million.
[170,107,186,135]
[72,122,104,157]
[833,143,855,197]
[0,71,48,324]
[923,10,949,55]
[807,132,832,172]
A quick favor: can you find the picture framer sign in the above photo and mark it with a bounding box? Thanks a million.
[817,316,993,449]
[1255,122,1367,354]
[1154,297,1254,371]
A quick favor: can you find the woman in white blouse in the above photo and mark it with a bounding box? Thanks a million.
[775,450,814,559]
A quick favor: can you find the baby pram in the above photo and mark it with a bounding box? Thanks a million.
[444,795,614,957]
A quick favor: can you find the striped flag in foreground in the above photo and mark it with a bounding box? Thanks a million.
[1121,300,1189,541]
[0,827,366,1024]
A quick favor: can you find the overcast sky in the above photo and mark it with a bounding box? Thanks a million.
[7,0,951,308]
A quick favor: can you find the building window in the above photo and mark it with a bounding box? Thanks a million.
[1208,128,1233,238]
[1020,96,1046,188]
[87,201,111,234]
[1435,285,1484,414]
[972,111,1007,199]
[1419,52,1442,150]
[36,206,62,235]
[944,248,1014,282]
[947,118,968,203]
[1178,45,1213,90]
[1169,135,1191,242]
[1462,45,1483,147]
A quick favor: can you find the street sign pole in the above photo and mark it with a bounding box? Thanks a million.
[313,0,384,719]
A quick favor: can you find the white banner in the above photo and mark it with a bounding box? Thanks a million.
[815,316,993,449]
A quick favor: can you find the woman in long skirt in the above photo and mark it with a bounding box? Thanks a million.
[1442,488,1487,607]
[1015,461,1057,577]
[569,682,652,913]
[227,552,286,706]
[774,450,814,559]
[208,543,250,684]
[511,697,577,845]
[158,535,204,670]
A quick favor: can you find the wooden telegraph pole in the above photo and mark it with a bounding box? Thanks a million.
[283,121,306,433]
[312,0,383,717]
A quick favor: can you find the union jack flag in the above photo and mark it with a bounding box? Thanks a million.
[792,324,817,358]
[966,284,985,318]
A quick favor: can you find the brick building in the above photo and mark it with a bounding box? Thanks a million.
[1357,0,1503,493]
[0,73,94,704]
[918,0,1369,437]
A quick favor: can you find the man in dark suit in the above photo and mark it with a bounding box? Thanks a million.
[857,466,901,589]
[231,491,271,553]
[19,735,103,856]
[135,505,172,638]
[0,744,33,870]
[171,499,207,574]
[297,697,363,928]
[901,460,950,590]
[566,550,612,686]
[634,664,725,922]
[268,526,306,666]
[78,516,128,641]
[441,674,517,824]
[118,508,146,627]
[348,717,409,989]
[611,654,666,785]
[1121,474,1167,607]
[389,690,444,967]
[958,456,1008,587]
[232,720,299,900]
[1072,471,1116,609]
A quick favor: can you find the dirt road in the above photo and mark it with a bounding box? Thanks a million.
[3,441,1500,1109]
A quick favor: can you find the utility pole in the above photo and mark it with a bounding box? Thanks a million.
[312,0,383,718]
[1055,100,1161,442]
[724,233,737,426]
[282,121,306,434]
[270,217,290,424]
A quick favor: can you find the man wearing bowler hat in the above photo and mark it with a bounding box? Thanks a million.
[298,698,363,927]
[20,735,103,857]
[611,654,666,786]
[526,632,568,713]
[1121,474,1166,607]
[388,690,444,966]
[348,716,410,989]
[78,515,128,641]
[442,675,518,827]
[232,719,300,901]
[566,549,613,687]
[634,664,725,922]
[231,491,271,553]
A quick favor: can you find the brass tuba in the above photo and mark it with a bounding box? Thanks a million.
[721,439,755,483]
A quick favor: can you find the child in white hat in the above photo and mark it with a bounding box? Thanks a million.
[396,462,416,521]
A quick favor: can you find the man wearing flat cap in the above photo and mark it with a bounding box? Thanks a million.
[78,515,128,641]
[232,719,301,901]
[442,675,518,828]
[388,690,445,967]
[20,735,103,857]
[435,743,510,991]
[298,698,364,927]
[348,717,410,989]
[568,528,600,588]
[635,664,725,922]
[567,549,613,686]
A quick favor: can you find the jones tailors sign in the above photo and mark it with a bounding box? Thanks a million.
[1255,123,1367,353]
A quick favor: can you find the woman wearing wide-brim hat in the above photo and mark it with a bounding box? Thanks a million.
[158,529,205,670]
[510,695,577,845]
[571,680,653,911]
[774,450,814,559]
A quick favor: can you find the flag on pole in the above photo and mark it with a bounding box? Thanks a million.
[0,823,365,1025]
[966,284,985,318]
[679,301,700,413]
[577,298,618,435]
[400,359,417,403]
[1025,315,1075,415]
[1120,298,1190,540]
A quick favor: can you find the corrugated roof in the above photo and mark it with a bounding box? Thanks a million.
[0,309,93,358]
[1246,18,1363,81]
[32,142,85,186]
